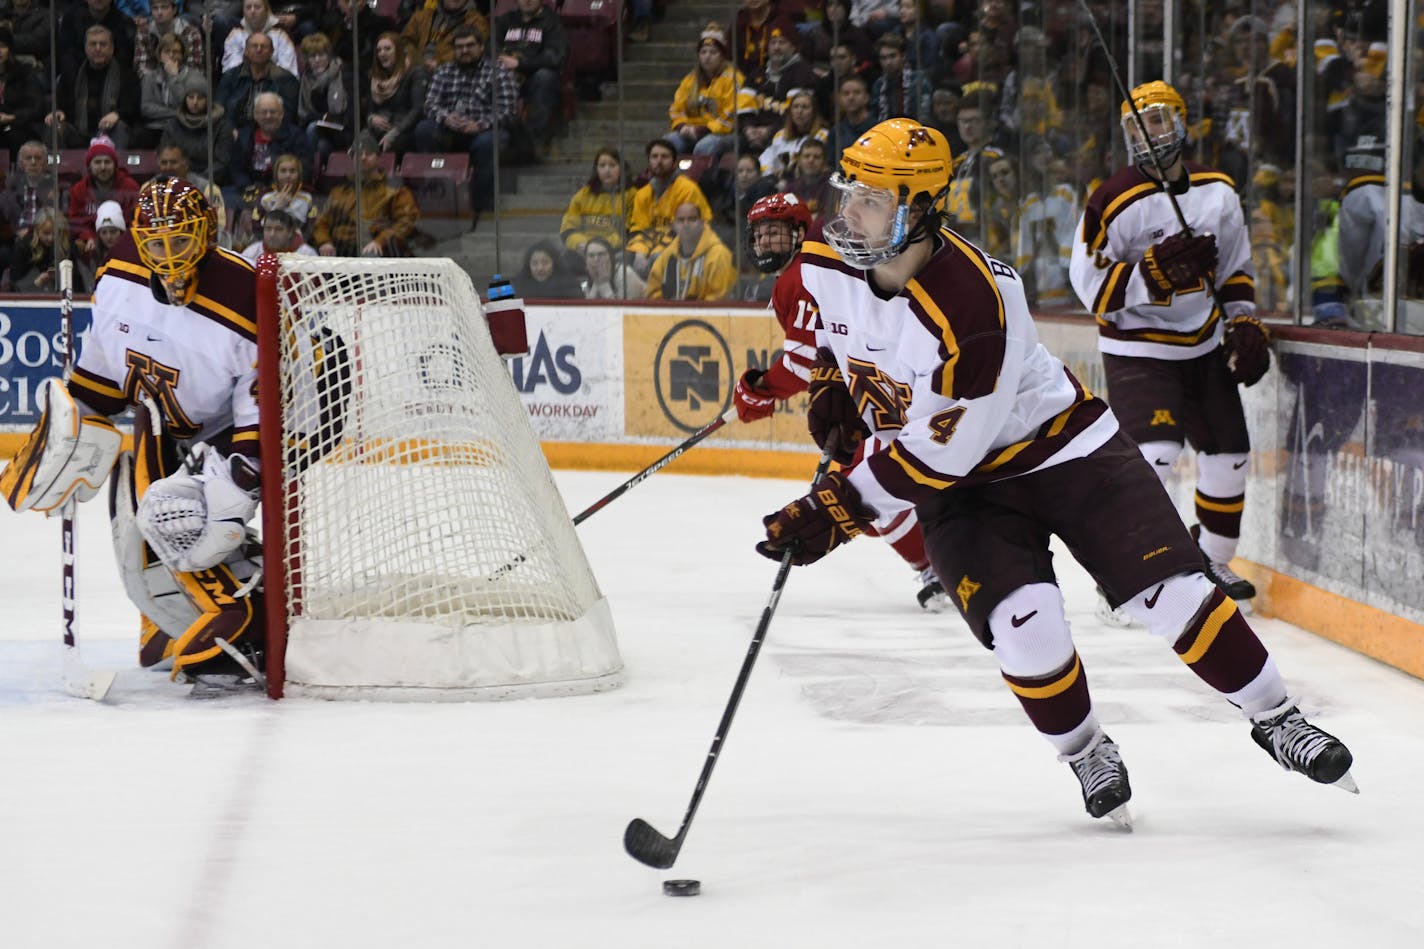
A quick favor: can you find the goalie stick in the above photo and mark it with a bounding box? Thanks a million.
[56,260,117,701]
[623,436,838,870]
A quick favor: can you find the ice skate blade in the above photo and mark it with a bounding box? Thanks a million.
[1094,597,1135,628]
[1104,804,1134,831]
[1332,770,1359,795]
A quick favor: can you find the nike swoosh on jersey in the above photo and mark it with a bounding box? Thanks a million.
[1232,460,1248,469]
[1144,584,1165,608]
[1010,610,1038,627]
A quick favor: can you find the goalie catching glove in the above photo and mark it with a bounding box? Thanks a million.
[756,471,874,566]
[1223,313,1271,386]
[137,445,260,572]
[1140,231,1217,300]
[1,379,121,513]
[807,348,869,465]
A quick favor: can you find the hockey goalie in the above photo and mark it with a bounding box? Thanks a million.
[0,177,265,683]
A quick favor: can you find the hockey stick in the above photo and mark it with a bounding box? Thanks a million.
[56,260,117,701]
[572,407,737,527]
[489,408,737,582]
[623,436,838,869]
[1074,0,1229,316]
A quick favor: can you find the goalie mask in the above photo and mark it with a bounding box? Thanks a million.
[824,119,952,269]
[747,193,812,273]
[132,176,217,306]
[1121,80,1188,171]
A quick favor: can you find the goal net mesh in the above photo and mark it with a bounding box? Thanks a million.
[266,255,621,699]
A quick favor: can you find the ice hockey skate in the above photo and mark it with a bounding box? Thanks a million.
[1060,730,1133,829]
[1191,524,1257,600]
[1249,701,1358,793]
[917,567,949,612]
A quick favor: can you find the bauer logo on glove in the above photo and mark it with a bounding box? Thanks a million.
[756,472,874,566]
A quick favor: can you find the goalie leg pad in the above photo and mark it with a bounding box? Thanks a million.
[109,450,202,656]
[1,379,121,512]
[170,563,264,680]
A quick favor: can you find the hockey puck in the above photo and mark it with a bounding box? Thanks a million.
[662,879,701,897]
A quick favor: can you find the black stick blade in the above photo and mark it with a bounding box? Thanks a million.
[624,818,680,869]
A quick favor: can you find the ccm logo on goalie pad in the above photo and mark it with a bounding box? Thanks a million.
[0,379,121,512]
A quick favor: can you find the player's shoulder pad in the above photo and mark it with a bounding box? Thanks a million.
[189,248,259,342]
[1082,165,1160,251]
[906,231,1007,401]
[1183,160,1236,191]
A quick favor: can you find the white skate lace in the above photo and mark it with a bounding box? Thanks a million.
[1208,559,1249,586]
[1061,735,1124,797]
[1261,709,1333,770]
[918,567,940,587]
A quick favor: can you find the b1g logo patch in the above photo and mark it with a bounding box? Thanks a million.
[654,319,734,434]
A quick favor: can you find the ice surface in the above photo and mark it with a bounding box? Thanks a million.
[2,470,1421,948]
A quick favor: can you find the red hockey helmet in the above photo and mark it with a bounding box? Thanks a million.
[747,193,812,274]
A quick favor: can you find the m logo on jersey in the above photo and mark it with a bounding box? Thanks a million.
[956,575,982,611]
[1150,409,1176,426]
[123,350,198,438]
[845,356,912,431]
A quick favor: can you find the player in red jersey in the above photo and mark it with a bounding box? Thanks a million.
[733,192,947,611]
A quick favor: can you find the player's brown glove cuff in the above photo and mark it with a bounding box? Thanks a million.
[1224,314,1271,386]
[756,471,873,566]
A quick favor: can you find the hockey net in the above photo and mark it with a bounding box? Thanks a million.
[255,254,622,700]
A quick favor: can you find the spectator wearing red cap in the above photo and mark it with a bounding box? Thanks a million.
[68,136,141,256]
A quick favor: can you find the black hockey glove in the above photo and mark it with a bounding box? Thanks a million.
[807,348,868,466]
[1140,232,1218,300]
[1223,314,1271,387]
[756,471,874,566]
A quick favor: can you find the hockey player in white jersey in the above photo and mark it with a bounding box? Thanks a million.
[755,117,1355,824]
[1,176,265,683]
[1069,80,1271,613]
[1335,136,1424,332]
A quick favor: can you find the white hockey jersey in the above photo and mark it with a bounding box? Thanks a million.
[799,232,1118,521]
[70,237,260,459]
[1069,162,1256,361]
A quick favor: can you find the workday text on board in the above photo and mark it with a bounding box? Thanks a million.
[511,306,623,442]
[0,301,94,429]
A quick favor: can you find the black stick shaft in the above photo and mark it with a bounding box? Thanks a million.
[59,260,76,648]
[624,439,838,869]
[572,408,736,527]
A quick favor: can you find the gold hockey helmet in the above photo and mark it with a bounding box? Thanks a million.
[825,119,953,269]
[132,177,216,306]
[1120,80,1188,169]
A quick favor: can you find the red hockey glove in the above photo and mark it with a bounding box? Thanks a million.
[1140,232,1218,299]
[1223,313,1271,386]
[807,348,868,465]
[733,369,777,423]
[756,471,874,566]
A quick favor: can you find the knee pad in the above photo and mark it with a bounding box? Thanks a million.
[1122,571,1218,641]
[1197,451,1250,497]
[986,583,1075,677]
[1137,440,1183,483]
[110,450,202,640]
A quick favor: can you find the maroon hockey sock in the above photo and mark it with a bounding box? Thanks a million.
[1172,588,1269,694]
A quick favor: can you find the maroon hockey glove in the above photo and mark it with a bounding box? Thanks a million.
[1139,232,1218,299]
[733,369,778,423]
[1223,314,1271,386]
[807,348,868,465]
[756,471,874,566]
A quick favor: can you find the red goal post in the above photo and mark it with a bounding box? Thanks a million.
[255,253,622,700]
